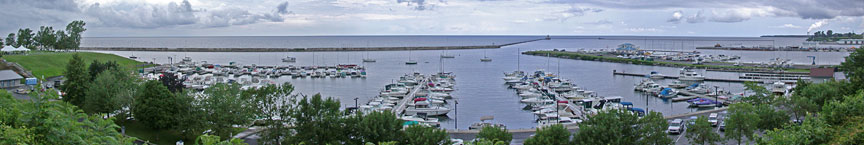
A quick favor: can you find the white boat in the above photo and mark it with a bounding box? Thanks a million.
[668,80,690,88]
[519,92,543,98]
[406,50,418,65]
[363,58,376,62]
[678,68,705,81]
[282,56,296,62]
[520,98,554,104]
[771,81,788,95]
[405,101,451,116]
[647,71,664,79]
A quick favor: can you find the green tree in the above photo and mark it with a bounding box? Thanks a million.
[197,83,259,139]
[351,111,405,144]
[572,109,641,145]
[402,125,452,145]
[476,126,512,144]
[65,20,86,51]
[286,94,347,144]
[523,124,570,145]
[195,134,247,145]
[754,104,789,130]
[133,80,188,130]
[35,26,56,50]
[61,53,89,107]
[686,116,722,145]
[841,48,864,90]
[757,117,832,145]
[16,28,34,50]
[742,82,772,105]
[88,60,119,80]
[54,30,69,51]
[245,83,296,144]
[638,111,672,145]
[5,33,15,47]
[82,67,138,117]
[724,103,759,145]
[820,92,864,125]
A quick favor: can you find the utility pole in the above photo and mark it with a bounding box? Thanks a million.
[454,100,459,129]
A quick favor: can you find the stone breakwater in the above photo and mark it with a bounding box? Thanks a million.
[81,39,546,52]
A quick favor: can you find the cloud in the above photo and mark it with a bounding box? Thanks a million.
[397,0,446,11]
[685,10,705,23]
[628,27,662,32]
[584,20,613,24]
[276,2,291,14]
[667,10,683,23]
[83,1,198,28]
[545,6,603,22]
[808,20,828,32]
[547,0,864,21]
[778,24,802,29]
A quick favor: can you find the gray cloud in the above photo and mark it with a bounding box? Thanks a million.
[686,10,705,23]
[397,0,446,11]
[667,10,683,23]
[277,2,291,14]
[548,0,864,21]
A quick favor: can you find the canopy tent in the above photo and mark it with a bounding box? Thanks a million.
[1,46,30,53]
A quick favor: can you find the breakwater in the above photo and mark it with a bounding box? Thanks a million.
[81,39,546,52]
[523,50,813,73]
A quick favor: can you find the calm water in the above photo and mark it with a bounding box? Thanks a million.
[91,36,850,130]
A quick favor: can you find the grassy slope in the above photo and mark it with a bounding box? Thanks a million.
[3,52,145,78]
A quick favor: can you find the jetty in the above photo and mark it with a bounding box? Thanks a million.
[612,71,749,83]
[392,78,428,114]
[81,39,546,52]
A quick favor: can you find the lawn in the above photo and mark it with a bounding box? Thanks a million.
[2,52,146,78]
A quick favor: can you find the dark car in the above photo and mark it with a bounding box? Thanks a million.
[719,122,726,132]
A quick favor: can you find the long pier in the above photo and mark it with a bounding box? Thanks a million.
[613,71,749,83]
[392,78,428,114]
[81,39,546,52]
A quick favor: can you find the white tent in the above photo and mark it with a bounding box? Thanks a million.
[1,46,30,53]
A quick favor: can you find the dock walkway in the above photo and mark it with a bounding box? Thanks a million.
[392,78,428,114]
[613,71,750,83]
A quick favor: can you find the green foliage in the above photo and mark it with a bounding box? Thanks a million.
[88,60,119,80]
[476,126,512,144]
[197,83,259,139]
[286,94,346,145]
[807,30,864,41]
[820,92,864,125]
[742,81,772,105]
[83,66,138,116]
[686,116,722,145]
[245,83,296,144]
[16,28,34,50]
[754,104,789,130]
[841,47,864,90]
[572,109,660,145]
[61,53,89,107]
[65,20,86,51]
[0,90,136,144]
[402,125,452,145]
[133,80,188,130]
[471,138,509,145]
[351,111,405,144]
[724,103,759,144]
[4,33,14,47]
[637,111,672,145]
[34,26,56,50]
[195,134,247,145]
[757,117,832,145]
[4,52,145,78]
[523,124,570,145]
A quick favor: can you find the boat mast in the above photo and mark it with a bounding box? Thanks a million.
[517,48,521,72]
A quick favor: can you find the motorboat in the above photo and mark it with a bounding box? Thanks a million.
[646,71,665,79]
[685,83,712,94]
[668,80,690,88]
[405,61,418,65]
[282,56,297,62]
[771,81,788,95]
[687,98,719,108]
[480,57,492,62]
[520,97,554,105]
[363,58,377,62]
[678,68,705,81]
[657,88,678,98]
[404,100,451,116]
[519,91,543,98]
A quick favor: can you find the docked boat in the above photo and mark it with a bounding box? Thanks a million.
[668,80,690,88]
[687,98,719,108]
[363,58,377,62]
[404,100,451,116]
[685,83,712,94]
[480,57,492,62]
[657,88,678,98]
[468,116,505,130]
[282,56,297,62]
[646,71,665,79]
[678,68,705,81]
[771,81,789,95]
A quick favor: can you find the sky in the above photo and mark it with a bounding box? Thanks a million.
[1,0,863,37]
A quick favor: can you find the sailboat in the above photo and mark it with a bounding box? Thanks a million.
[128,52,138,59]
[405,50,418,65]
[362,51,376,62]
[480,49,492,62]
[282,52,296,63]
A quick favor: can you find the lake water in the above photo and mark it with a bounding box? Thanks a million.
[89,36,850,130]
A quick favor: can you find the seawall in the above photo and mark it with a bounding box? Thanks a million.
[80,38,546,52]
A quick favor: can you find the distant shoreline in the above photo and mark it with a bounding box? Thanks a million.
[81,38,546,52]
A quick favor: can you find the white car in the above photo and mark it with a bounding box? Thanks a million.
[667,119,685,134]
[708,113,720,127]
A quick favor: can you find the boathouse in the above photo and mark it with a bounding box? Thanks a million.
[0,70,23,88]
[809,67,836,83]
[839,39,864,45]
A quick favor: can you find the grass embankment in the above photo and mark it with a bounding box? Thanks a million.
[525,51,811,73]
[3,52,147,77]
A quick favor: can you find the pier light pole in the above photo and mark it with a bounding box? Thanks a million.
[454,100,458,129]
[354,97,359,108]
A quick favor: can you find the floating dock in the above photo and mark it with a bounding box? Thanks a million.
[612,71,749,83]
[392,78,428,114]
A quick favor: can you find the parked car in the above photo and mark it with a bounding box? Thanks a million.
[688,116,699,125]
[668,119,685,134]
[708,113,720,127]
[719,122,726,132]
[15,88,30,94]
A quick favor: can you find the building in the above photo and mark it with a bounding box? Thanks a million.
[0,70,23,88]
[809,67,836,83]
[839,39,864,45]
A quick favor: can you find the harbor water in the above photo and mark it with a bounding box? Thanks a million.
[91,36,851,130]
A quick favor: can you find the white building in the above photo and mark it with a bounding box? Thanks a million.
[840,39,864,45]
[0,70,23,88]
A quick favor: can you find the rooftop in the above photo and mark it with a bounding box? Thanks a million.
[0,70,23,81]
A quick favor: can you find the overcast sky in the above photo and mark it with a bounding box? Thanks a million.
[1,0,862,37]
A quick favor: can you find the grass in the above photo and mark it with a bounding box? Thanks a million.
[526,51,811,73]
[2,52,146,78]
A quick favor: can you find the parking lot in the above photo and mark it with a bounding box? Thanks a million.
[667,111,755,145]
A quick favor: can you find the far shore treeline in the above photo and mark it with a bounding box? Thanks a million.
[1,20,86,51]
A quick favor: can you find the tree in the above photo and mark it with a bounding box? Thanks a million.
[286,94,347,144]
[638,111,672,145]
[819,92,864,125]
[5,33,15,47]
[133,80,188,130]
[65,20,86,51]
[351,111,405,144]
[523,124,570,145]
[572,109,641,145]
[841,48,864,90]
[245,83,296,144]
[195,134,247,145]
[160,72,185,93]
[476,126,512,144]
[0,38,4,46]
[757,117,832,145]
[83,67,138,117]
[35,26,56,50]
[402,125,452,145]
[17,28,34,50]
[61,53,89,107]
[197,83,259,139]
[754,104,789,130]
[742,82,772,105]
[88,60,119,81]
[724,103,759,145]
[686,116,722,145]
[54,30,69,51]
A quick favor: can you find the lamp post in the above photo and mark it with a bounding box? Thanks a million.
[714,86,720,107]
[454,100,458,129]
[354,97,359,108]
